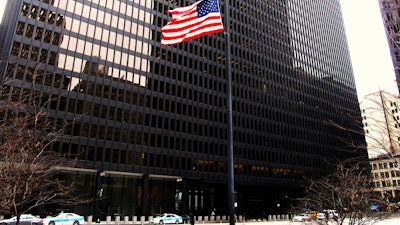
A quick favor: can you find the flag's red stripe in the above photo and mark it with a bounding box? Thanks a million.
[161,14,199,31]
[161,28,224,45]
[162,25,223,40]
[181,28,224,42]
[169,7,197,17]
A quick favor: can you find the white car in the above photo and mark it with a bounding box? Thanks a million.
[316,213,326,221]
[293,213,311,222]
[0,214,43,225]
[41,213,84,225]
[152,214,183,224]
[323,209,339,219]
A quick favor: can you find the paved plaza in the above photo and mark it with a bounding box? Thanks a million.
[213,216,399,225]
[188,216,400,225]
[93,214,400,225]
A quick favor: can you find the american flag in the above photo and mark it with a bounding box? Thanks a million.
[161,0,224,45]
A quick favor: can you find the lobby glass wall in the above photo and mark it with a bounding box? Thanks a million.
[50,171,141,219]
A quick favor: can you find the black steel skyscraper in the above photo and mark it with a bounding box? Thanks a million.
[0,0,366,219]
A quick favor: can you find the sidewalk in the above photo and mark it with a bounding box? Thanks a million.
[197,221,292,225]
[92,221,294,225]
[206,215,400,225]
[191,216,400,225]
[91,214,400,225]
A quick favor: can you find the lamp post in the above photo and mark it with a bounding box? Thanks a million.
[223,0,235,224]
[94,170,105,223]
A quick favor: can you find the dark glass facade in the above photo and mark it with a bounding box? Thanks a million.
[0,0,366,219]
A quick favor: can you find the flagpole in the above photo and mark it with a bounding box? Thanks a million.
[222,0,235,225]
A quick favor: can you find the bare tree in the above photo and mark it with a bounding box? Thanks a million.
[297,158,384,225]
[0,84,88,224]
[292,91,400,225]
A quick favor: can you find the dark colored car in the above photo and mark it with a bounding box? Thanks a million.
[181,215,190,224]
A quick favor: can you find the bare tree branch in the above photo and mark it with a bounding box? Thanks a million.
[0,79,91,222]
[296,158,386,225]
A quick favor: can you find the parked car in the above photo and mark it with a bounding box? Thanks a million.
[323,209,339,219]
[316,213,326,221]
[181,215,190,224]
[41,213,84,225]
[292,213,311,222]
[151,214,183,224]
[0,214,43,225]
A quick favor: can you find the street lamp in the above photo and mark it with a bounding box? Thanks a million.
[94,170,105,223]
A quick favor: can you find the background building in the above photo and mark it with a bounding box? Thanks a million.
[378,0,400,94]
[360,90,400,200]
[0,0,367,220]
[369,155,400,200]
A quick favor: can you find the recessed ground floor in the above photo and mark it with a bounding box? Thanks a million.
[37,169,301,220]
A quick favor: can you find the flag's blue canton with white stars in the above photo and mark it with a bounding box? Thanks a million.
[198,0,219,18]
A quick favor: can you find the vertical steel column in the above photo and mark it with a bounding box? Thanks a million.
[141,174,149,216]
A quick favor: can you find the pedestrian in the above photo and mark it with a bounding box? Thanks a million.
[332,213,338,222]
[357,210,362,220]
[288,211,292,223]
[211,208,216,221]
[189,212,195,225]
[324,211,329,225]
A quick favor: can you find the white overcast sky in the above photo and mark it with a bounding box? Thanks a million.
[340,0,398,99]
[0,0,398,100]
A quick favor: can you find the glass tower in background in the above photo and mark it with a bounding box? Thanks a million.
[0,0,366,219]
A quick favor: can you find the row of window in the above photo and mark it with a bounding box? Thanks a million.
[375,179,400,188]
[61,143,309,178]
[11,41,58,66]
[21,2,64,27]
[68,119,328,164]
[371,161,399,170]
[373,171,400,179]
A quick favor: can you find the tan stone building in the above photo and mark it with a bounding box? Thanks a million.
[360,90,400,199]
